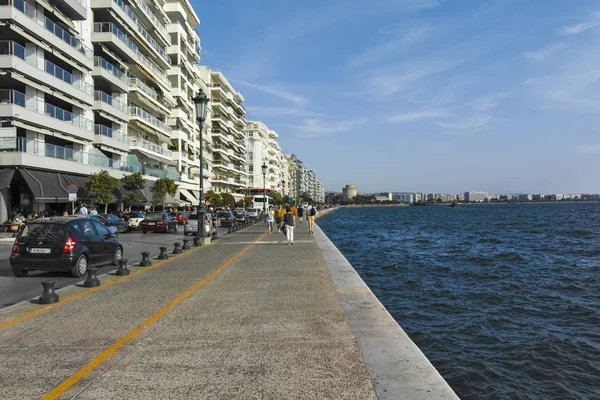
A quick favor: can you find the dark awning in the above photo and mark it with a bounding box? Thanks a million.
[0,168,15,189]
[20,169,70,202]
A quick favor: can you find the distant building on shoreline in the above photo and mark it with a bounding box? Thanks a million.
[343,184,357,199]
[465,191,489,203]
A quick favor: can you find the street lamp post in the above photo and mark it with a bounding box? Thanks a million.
[282,180,285,197]
[193,88,209,238]
[261,163,268,214]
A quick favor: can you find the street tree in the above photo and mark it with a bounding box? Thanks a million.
[86,170,120,213]
[221,192,235,208]
[120,172,145,209]
[268,191,283,205]
[206,190,222,207]
[300,192,312,204]
[151,178,178,210]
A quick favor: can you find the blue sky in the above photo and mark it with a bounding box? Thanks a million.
[195,0,600,194]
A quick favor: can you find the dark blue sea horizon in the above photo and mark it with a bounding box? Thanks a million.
[318,203,600,400]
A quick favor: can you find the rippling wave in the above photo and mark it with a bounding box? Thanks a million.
[319,203,600,400]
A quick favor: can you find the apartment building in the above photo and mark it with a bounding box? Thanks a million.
[0,0,203,223]
[164,0,205,206]
[244,120,283,193]
[198,66,246,198]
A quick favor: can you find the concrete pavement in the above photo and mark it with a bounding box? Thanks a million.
[0,215,458,399]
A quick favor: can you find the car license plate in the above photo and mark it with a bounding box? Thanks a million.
[29,248,51,254]
[148,222,155,225]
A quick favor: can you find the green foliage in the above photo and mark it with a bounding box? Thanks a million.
[300,192,312,204]
[206,190,222,207]
[86,170,120,213]
[244,195,252,208]
[221,192,235,207]
[151,178,178,208]
[120,172,145,207]
[353,194,376,204]
[236,199,245,207]
[268,191,283,205]
[282,194,292,205]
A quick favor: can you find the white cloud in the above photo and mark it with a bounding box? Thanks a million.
[524,42,567,61]
[561,21,600,35]
[347,25,432,68]
[436,115,491,130]
[291,118,369,137]
[389,109,447,123]
[245,106,324,118]
[232,81,308,105]
[472,93,507,111]
[577,144,600,154]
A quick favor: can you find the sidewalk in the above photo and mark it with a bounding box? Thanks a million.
[0,215,458,399]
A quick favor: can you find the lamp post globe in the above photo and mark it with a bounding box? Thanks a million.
[193,88,209,237]
[261,163,268,214]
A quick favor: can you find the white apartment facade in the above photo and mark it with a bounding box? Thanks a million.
[198,66,246,199]
[0,0,204,223]
[244,120,283,193]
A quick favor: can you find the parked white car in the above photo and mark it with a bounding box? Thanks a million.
[125,212,146,231]
[183,213,211,236]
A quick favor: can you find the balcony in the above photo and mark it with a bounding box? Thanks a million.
[137,51,170,89]
[0,89,93,140]
[94,124,129,151]
[93,56,128,92]
[128,136,172,162]
[129,78,170,112]
[0,41,94,105]
[94,91,129,121]
[129,105,171,135]
[0,137,185,180]
[92,22,138,63]
[211,175,234,184]
[133,0,169,44]
[1,0,93,68]
[144,166,179,181]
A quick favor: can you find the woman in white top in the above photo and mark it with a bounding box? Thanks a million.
[266,206,275,234]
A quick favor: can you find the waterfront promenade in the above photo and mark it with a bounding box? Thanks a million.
[0,213,458,399]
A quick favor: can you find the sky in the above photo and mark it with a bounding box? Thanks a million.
[194,0,600,194]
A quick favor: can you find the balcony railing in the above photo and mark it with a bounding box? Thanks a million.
[93,22,138,54]
[94,56,127,82]
[0,41,93,95]
[112,0,170,65]
[0,137,183,179]
[95,124,128,142]
[5,0,93,59]
[94,91,128,113]
[129,105,171,133]
[144,166,179,181]
[137,52,169,85]
[134,0,168,39]
[0,89,93,131]
[128,136,171,157]
[129,77,159,102]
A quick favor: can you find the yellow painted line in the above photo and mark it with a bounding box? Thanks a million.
[0,244,203,330]
[42,232,266,400]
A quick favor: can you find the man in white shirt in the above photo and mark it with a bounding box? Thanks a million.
[89,207,98,215]
[78,204,88,215]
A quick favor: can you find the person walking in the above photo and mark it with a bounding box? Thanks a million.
[266,205,275,234]
[78,204,88,215]
[306,203,317,234]
[283,207,295,245]
[275,206,285,232]
[297,205,304,224]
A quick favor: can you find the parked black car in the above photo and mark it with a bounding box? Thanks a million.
[217,211,235,227]
[99,214,130,233]
[9,217,123,278]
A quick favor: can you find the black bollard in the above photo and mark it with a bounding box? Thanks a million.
[193,236,201,246]
[140,251,152,267]
[182,239,190,250]
[212,230,218,240]
[173,242,182,254]
[39,281,59,304]
[83,267,100,288]
[158,246,169,260]
[116,259,130,276]
[228,226,232,234]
